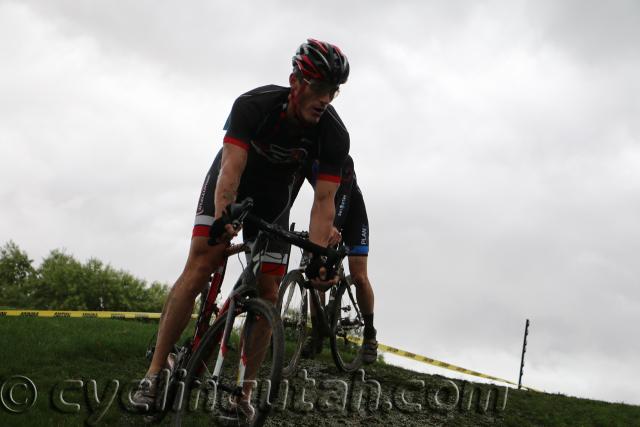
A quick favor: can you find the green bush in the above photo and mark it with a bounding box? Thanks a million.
[0,241,169,312]
[0,241,36,307]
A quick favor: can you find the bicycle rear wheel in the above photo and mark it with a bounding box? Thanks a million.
[276,269,308,377]
[171,297,284,427]
[330,275,364,373]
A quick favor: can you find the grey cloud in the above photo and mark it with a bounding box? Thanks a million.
[527,0,640,63]
[2,0,640,405]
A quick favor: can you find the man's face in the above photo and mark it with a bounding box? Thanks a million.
[290,76,339,125]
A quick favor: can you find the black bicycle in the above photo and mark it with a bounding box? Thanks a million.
[143,198,346,426]
[277,238,366,376]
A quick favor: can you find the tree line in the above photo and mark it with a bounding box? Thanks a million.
[0,241,169,312]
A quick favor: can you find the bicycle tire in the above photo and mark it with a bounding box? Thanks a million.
[171,297,284,427]
[276,269,308,377]
[330,275,364,373]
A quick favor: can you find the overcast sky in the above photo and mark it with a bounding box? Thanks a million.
[1,0,639,405]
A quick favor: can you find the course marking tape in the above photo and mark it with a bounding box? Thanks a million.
[1,310,538,391]
[348,336,540,392]
[0,310,197,319]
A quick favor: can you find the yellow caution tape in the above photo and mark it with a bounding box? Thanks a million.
[0,310,197,319]
[348,336,540,392]
[1,309,538,391]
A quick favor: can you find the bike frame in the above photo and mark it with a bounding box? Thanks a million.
[281,235,364,347]
[304,261,361,339]
[187,212,347,392]
[210,229,271,387]
[191,261,227,352]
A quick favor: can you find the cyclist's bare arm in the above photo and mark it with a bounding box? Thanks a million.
[309,179,339,247]
[214,143,248,238]
[309,179,340,285]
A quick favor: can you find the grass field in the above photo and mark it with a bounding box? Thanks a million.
[1,317,639,426]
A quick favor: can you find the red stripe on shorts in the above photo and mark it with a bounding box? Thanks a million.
[192,225,210,238]
[260,262,286,276]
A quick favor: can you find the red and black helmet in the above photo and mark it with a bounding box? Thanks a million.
[292,38,350,85]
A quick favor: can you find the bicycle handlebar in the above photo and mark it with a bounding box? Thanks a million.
[209,197,347,266]
[245,212,346,261]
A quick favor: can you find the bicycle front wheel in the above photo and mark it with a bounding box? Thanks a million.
[171,297,284,427]
[276,269,308,377]
[330,275,364,373]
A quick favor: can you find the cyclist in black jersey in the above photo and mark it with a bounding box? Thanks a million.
[291,154,378,363]
[134,39,351,418]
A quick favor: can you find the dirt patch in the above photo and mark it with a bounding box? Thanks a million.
[264,358,507,426]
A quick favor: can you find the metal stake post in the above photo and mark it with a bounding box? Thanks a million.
[518,318,530,389]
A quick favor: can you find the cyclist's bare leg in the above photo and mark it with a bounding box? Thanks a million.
[348,255,376,363]
[239,272,280,399]
[348,256,374,315]
[304,289,326,357]
[146,236,227,376]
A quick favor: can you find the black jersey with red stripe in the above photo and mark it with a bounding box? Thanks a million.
[223,85,349,184]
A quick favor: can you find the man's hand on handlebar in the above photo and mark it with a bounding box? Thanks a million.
[220,222,241,242]
[305,254,339,291]
[308,227,342,289]
[208,205,242,245]
[310,269,339,291]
